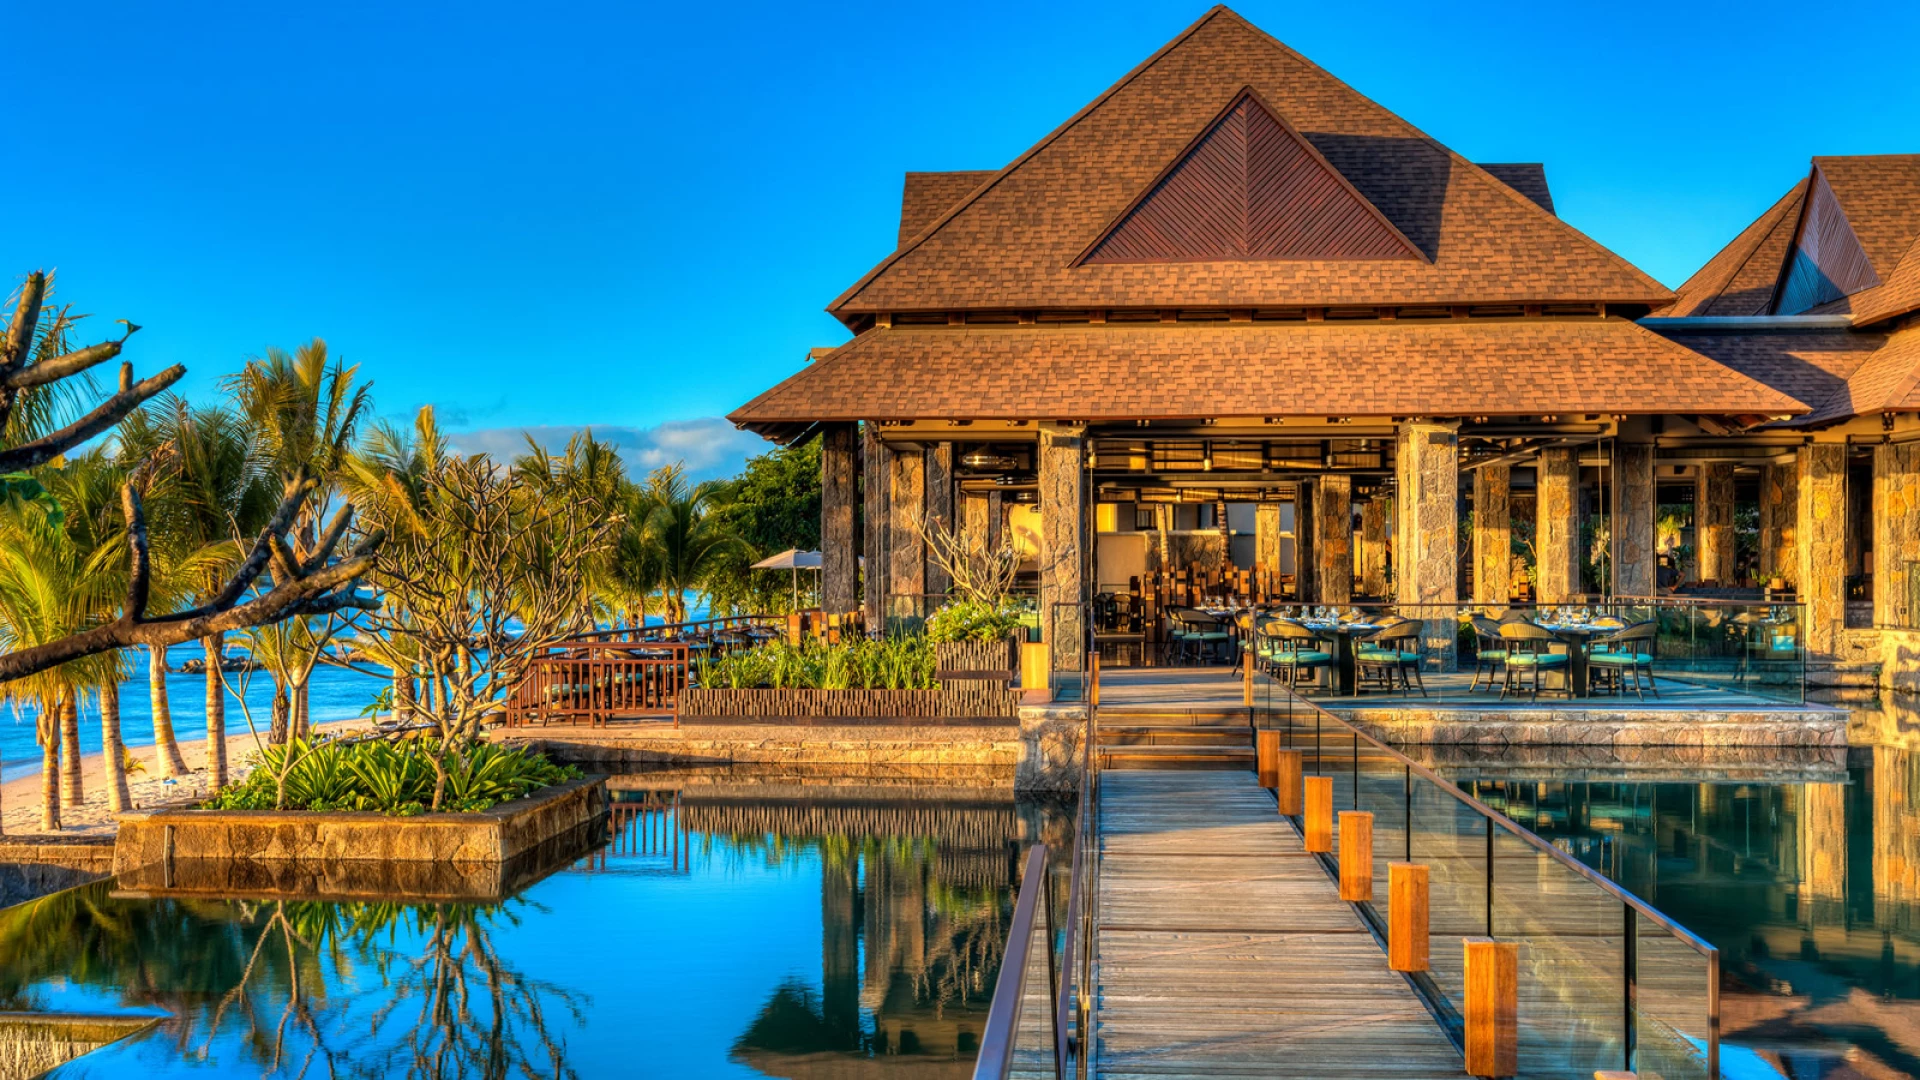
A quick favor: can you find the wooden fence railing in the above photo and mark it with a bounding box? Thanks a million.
[505,641,690,728]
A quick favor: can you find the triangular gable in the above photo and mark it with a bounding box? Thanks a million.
[1775,166,1880,314]
[1080,88,1423,263]
[1666,180,1806,317]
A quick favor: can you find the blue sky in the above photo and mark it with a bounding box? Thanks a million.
[11,1,1919,479]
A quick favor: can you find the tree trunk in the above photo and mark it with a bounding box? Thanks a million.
[148,646,188,778]
[59,696,83,808]
[203,632,227,791]
[39,709,59,832]
[268,683,290,745]
[293,679,311,741]
[101,679,132,813]
[394,669,415,725]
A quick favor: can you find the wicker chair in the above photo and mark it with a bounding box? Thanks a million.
[1588,621,1658,699]
[1356,620,1426,695]
[1498,622,1572,700]
[1468,615,1508,692]
[1258,618,1333,690]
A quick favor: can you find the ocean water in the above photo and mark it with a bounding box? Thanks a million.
[0,641,388,781]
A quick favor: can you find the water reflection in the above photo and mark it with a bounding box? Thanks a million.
[1445,701,1920,1080]
[0,775,1062,1078]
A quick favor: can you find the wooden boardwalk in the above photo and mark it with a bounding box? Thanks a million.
[1092,769,1465,1078]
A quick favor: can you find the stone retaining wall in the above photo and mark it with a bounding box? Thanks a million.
[0,1013,160,1079]
[112,776,607,876]
[680,686,1022,720]
[1339,704,1848,748]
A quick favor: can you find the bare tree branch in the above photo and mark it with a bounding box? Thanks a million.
[0,364,184,474]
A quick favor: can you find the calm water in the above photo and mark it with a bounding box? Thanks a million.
[1446,696,1920,1080]
[0,777,1063,1078]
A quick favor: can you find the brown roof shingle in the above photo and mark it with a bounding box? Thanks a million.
[731,320,1803,432]
[1642,328,1887,426]
[830,7,1669,318]
[898,171,997,248]
[1476,164,1554,216]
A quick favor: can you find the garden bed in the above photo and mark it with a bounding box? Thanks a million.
[112,775,608,874]
[680,686,1023,721]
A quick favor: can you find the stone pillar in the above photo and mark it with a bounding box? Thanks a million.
[1472,465,1511,605]
[1875,443,1920,630]
[924,442,955,598]
[1255,502,1283,595]
[1394,422,1459,669]
[1615,443,1657,598]
[1039,424,1086,675]
[1315,475,1353,605]
[861,424,890,627]
[1760,460,1799,586]
[1359,499,1388,599]
[1294,481,1316,602]
[1798,443,1848,658]
[987,490,1005,550]
[886,442,925,615]
[820,423,858,614]
[1536,447,1581,602]
[1699,462,1737,585]
[962,492,991,555]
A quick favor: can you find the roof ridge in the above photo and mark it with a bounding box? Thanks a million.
[829,7,1235,314]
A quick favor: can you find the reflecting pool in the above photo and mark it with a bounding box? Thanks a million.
[0,773,1067,1078]
[1442,696,1920,1080]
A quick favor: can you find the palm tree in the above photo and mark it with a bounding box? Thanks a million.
[0,477,120,829]
[121,397,275,791]
[227,341,372,736]
[342,406,445,712]
[638,465,740,624]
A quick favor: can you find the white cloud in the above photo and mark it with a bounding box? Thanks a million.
[445,417,770,482]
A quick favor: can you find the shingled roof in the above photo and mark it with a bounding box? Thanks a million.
[836,7,1668,320]
[1666,156,1920,324]
[1642,327,1889,427]
[731,320,1804,438]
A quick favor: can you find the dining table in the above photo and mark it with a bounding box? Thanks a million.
[1531,621,1618,697]
[1297,618,1382,695]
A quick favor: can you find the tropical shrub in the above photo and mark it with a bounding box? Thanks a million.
[693,636,935,691]
[206,738,582,814]
[924,599,1027,643]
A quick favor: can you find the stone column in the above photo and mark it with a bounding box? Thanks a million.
[861,424,890,627]
[1315,475,1353,605]
[1359,499,1388,599]
[1254,502,1283,596]
[1394,422,1460,669]
[1875,442,1920,630]
[1699,462,1737,585]
[962,492,990,556]
[820,423,858,614]
[1536,447,1581,602]
[1615,443,1657,598]
[886,442,925,616]
[1798,443,1848,659]
[1294,481,1316,602]
[924,442,955,598]
[1472,464,1511,605]
[1039,424,1086,675]
[1760,460,1799,586]
[987,490,1005,550]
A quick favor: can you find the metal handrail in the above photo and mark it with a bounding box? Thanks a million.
[1051,682,1099,1079]
[1265,676,1722,1076]
[974,844,1049,1080]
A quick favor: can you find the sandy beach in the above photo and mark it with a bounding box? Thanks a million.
[0,718,370,837]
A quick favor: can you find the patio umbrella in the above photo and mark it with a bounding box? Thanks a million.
[750,549,822,610]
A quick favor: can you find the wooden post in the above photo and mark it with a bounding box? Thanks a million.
[1276,750,1303,815]
[1304,775,1333,852]
[1593,1073,1638,1080]
[1338,811,1373,902]
[1243,646,1255,706]
[786,613,804,646]
[1463,938,1519,1078]
[1389,864,1429,971]
[1256,730,1280,788]
[1021,641,1052,692]
[1091,652,1101,707]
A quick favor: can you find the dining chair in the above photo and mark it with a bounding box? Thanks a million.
[1356,620,1426,695]
[1258,618,1332,691]
[1497,622,1571,700]
[1468,615,1508,691]
[1589,621,1658,699]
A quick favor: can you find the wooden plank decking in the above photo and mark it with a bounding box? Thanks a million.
[1092,769,1465,1078]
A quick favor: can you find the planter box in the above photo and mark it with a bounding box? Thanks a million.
[680,686,1022,721]
[934,637,1020,682]
[112,775,608,875]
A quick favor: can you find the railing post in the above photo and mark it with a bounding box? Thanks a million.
[1304,776,1333,853]
[1338,811,1373,901]
[1276,749,1303,816]
[1463,937,1518,1079]
[1623,901,1637,1073]
[1257,729,1281,788]
[1389,863,1429,972]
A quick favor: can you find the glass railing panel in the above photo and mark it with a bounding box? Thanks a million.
[1411,779,1488,1014]
[1491,826,1625,1079]
[1632,910,1716,1079]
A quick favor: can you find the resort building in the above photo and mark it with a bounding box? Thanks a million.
[729,5,1920,685]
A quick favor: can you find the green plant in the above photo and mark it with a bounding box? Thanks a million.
[924,599,1025,643]
[689,636,937,691]
[205,739,580,814]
